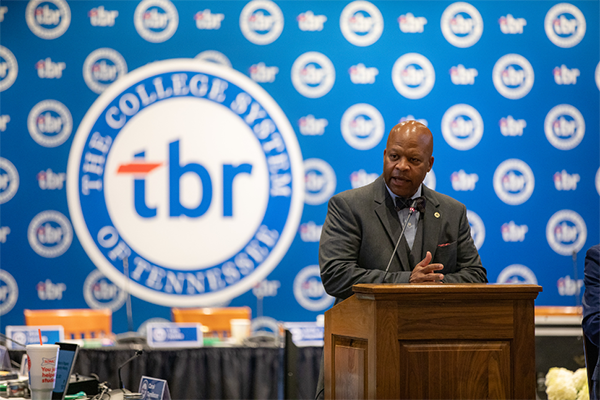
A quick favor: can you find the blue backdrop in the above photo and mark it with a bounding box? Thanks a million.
[1,0,598,334]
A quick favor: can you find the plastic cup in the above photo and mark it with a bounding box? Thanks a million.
[26,344,59,400]
[230,319,251,344]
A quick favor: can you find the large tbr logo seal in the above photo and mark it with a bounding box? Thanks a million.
[440,2,483,48]
[26,0,71,39]
[0,46,18,92]
[340,103,384,150]
[134,0,179,43]
[441,104,483,150]
[0,157,19,204]
[27,100,73,148]
[546,210,587,256]
[466,210,485,250]
[339,1,384,47]
[293,265,334,311]
[83,269,127,311]
[239,0,284,45]
[303,158,336,206]
[544,3,586,48]
[544,104,585,151]
[67,59,304,306]
[392,53,435,99]
[492,54,534,100]
[497,264,537,284]
[0,270,18,316]
[27,210,73,258]
[291,52,335,98]
[83,48,128,94]
[493,159,535,205]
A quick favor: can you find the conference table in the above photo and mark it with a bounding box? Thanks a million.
[9,345,323,400]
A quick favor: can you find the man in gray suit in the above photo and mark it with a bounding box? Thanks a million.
[315,120,487,398]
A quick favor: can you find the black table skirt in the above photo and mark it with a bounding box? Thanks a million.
[10,346,323,400]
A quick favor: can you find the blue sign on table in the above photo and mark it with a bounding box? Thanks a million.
[146,322,203,348]
[5,326,64,349]
[139,376,171,400]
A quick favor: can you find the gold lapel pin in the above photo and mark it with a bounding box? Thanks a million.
[434,212,440,218]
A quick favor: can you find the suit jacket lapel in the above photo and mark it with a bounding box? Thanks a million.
[422,185,442,261]
[373,176,411,271]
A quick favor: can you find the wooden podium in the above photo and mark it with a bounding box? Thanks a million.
[324,284,542,399]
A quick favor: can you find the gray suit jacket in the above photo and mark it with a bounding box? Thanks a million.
[319,175,487,300]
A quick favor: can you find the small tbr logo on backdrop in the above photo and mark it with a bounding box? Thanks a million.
[449,64,477,85]
[27,100,73,148]
[0,227,10,243]
[0,6,7,22]
[554,170,579,191]
[38,169,66,190]
[0,158,19,204]
[553,65,579,85]
[298,115,327,136]
[544,104,585,151]
[36,58,65,79]
[26,0,70,39]
[451,170,478,191]
[291,52,335,98]
[501,221,528,242]
[340,103,384,151]
[493,159,535,206]
[249,62,278,83]
[466,210,485,250]
[0,270,18,316]
[67,59,304,306]
[293,265,334,311]
[398,13,427,33]
[84,269,127,311]
[545,3,586,48]
[194,9,224,30]
[349,64,378,84]
[0,115,10,132]
[499,14,526,34]
[28,210,73,258]
[493,54,534,100]
[240,0,284,45]
[497,265,537,284]
[441,104,483,151]
[303,158,336,206]
[440,2,483,48]
[299,221,322,243]
[350,169,378,189]
[37,280,66,301]
[83,48,128,94]
[546,210,587,256]
[134,0,178,43]
[297,11,326,32]
[89,6,118,27]
[392,53,435,99]
[0,46,18,92]
[499,116,526,137]
[340,1,383,47]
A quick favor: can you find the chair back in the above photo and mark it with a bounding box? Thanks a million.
[24,308,112,339]
[171,307,251,338]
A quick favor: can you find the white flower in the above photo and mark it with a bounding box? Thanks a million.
[546,367,574,387]
[573,368,587,391]
[576,380,589,400]
[546,379,578,400]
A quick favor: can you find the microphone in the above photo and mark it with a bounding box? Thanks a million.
[118,349,143,390]
[381,198,425,283]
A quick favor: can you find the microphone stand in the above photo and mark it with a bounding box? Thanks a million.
[381,199,419,283]
[118,349,144,390]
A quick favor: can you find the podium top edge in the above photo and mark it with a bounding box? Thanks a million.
[352,283,543,295]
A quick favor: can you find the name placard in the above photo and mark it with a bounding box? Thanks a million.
[139,376,171,400]
[5,326,64,349]
[146,322,203,348]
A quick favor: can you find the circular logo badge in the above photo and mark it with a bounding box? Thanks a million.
[27,210,73,258]
[83,269,127,311]
[466,210,485,250]
[26,0,71,39]
[392,53,435,99]
[0,158,19,204]
[303,158,336,206]
[67,59,304,306]
[291,52,335,98]
[545,3,586,48]
[340,104,384,150]
[0,270,18,316]
[546,210,587,256]
[440,2,483,48]
[492,54,534,100]
[134,0,179,43]
[83,48,128,94]
[544,104,585,151]
[0,46,18,92]
[493,159,535,205]
[596,61,600,91]
[195,51,232,68]
[496,264,537,284]
[293,265,334,311]
[441,104,484,151]
[239,0,284,45]
[27,100,73,148]
[339,1,384,47]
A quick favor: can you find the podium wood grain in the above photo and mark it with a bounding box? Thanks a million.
[324,284,541,400]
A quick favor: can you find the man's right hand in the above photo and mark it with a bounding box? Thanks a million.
[409,251,444,283]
